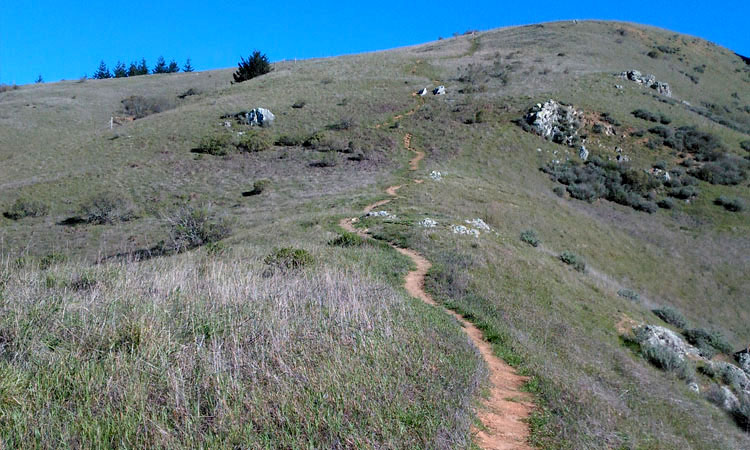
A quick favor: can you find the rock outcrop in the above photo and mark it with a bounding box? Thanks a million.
[419,218,437,228]
[618,70,672,97]
[417,88,428,96]
[522,100,584,147]
[635,325,700,359]
[433,85,446,95]
[223,108,275,127]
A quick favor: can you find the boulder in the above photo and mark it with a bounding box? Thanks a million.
[417,88,428,96]
[366,210,397,219]
[451,225,480,237]
[223,108,275,127]
[522,99,584,147]
[736,350,750,375]
[430,170,442,181]
[579,145,589,161]
[419,218,438,228]
[635,325,701,360]
[433,85,446,95]
[465,218,490,231]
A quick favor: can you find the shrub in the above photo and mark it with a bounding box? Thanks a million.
[553,186,565,197]
[652,306,688,329]
[714,196,745,212]
[292,100,306,109]
[559,251,585,272]
[310,152,339,168]
[328,231,366,247]
[236,131,272,152]
[243,179,270,196]
[600,112,621,126]
[684,328,733,355]
[741,141,750,152]
[520,229,540,247]
[264,248,313,271]
[303,131,327,149]
[664,126,724,160]
[327,118,355,131]
[691,157,748,185]
[275,134,305,146]
[4,198,49,220]
[592,124,604,134]
[642,343,693,379]
[617,289,640,302]
[659,114,672,125]
[78,193,134,224]
[232,51,272,83]
[163,206,231,253]
[632,109,659,122]
[121,95,173,119]
[39,253,67,270]
[668,186,699,199]
[657,198,675,209]
[195,133,231,156]
[648,126,673,139]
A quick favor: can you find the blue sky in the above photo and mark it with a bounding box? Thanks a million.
[2,1,748,84]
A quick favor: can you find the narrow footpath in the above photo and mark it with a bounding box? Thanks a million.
[340,130,534,449]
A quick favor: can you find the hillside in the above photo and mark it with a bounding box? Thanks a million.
[1,20,750,448]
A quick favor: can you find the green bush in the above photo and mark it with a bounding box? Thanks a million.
[617,289,640,302]
[559,251,585,272]
[642,343,693,379]
[520,229,540,247]
[195,133,231,156]
[741,141,750,152]
[690,157,748,185]
[657,198,675,209]
[668,186,699,199]
[264,247,313,271]
[4,198,49,220]
[291,100,306,109]
[163,206,231,253]
[652,306,688,329]
[232,50,272,83]
[236,131,272,152]
[244,179,270,196]
[632,109,659,122]
[78,193,134,224]
[714,196,745,212]
[275,134,305,146]
[328,231,366,247]
[303,131,327,149]
[684,328,733,355]
[39,253,66,270]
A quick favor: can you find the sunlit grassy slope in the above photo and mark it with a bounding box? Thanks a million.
[1,20,750,448]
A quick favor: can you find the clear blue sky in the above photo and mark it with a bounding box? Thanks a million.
[2,1,748,85]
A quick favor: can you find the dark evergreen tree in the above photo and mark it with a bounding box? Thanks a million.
[137,58,149,75]
[183,58,194,72]
[128,61,139,77]
[93,60,111,79]
[233,51,272,83]
[167,59,180,73]
[113,61,128,78]
[35,75,43,83]
[153,56,168,74]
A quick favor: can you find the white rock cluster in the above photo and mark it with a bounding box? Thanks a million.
[430,171,442,181]
[523,99,584,147]
[366,210,397,219]
[618,70,672,97]
[419,218,438,228]
[451,225,480,237]
[465,218,490,231]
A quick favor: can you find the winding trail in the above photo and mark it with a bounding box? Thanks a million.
[340,132,534,449]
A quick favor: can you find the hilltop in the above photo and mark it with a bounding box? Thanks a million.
[1,20,750,448]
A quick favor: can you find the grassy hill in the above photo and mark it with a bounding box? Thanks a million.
[1,20,750,448]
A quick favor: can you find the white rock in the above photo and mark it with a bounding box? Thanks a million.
[366,210,396,219]
[433,85,446,95]
[465,218,490,231]
[579,145,589,161]
[451,225,480,237]
[689,382,700,393]
[430,171,442,181]
[419,218,438,228]
[417,88,428,96]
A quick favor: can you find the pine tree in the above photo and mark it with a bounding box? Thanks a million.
[93,60,111,79]
[137,58,149,75]
[35,75,44,83]
[167,59,180,73]
[183,58,194,72]
[153,56,168,74]
[233,51,272,83]
[128,61,139,77]
[113,61,128,78]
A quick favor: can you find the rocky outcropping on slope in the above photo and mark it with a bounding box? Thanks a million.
[521,100,584,147]
[618,70,672,97]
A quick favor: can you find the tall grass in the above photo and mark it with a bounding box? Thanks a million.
[0,252,482,448]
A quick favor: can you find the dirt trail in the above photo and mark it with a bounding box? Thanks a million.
[340,134,533,448]
[403,133,425,171]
